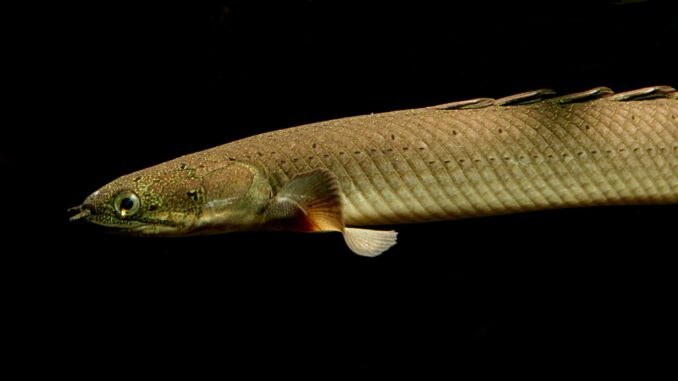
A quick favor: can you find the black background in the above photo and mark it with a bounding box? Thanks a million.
[6,0,677,375]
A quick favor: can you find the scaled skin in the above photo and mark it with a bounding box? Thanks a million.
[71,86,678,255]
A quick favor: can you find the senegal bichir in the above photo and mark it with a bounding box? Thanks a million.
[69,86,678,256]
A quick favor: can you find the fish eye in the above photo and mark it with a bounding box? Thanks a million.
[114,191,141,218]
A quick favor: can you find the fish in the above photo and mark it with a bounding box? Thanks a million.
[69,86,678,256]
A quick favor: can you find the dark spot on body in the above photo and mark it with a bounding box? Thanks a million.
[148,205,158,211]
[453,130,458,135]
[187,189,202,202]
[606,150,612,154]
[354,151,361,155]
[418,147,425,151]
[489,157,496,161]
[179,163,188,170]
[312,143,317,149]
[647,148,653,153]
[308,156,315,160]
[228,157,236,161]
[391,134,396,140]
[257,151,263,157]
[474,159,481,163]
[498,129,503,134]
[428,161,435,164]
[633,148,640,152]
[562,153,569,158]
[133,176,142,182]
[459,159,465,163]
[444,160,451,164]
[631,115,635,120]
[293,158,299,162]
[385,148,393,152]
[585,125,590,130]
[577,152,584,156]
[402,147,409,151]
[504,157,510,160]
[279,160,286,164]
[590,150,597,154]
[339,151,345,155]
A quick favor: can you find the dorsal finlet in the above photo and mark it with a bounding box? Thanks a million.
[429,98,495,110]
[608,85,676,101]
[493,88,557,106]
[431,85,676,111]
[553,87,614,104]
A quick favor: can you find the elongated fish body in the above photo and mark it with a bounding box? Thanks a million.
[71,86,678,256]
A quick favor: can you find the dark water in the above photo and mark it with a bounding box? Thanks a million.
[6,0,677,375]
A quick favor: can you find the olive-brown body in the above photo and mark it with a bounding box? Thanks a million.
[70,86,678,255]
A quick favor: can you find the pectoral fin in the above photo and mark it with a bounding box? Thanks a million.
[265,169,344,232]
[264,169,398,256]
[343,228,398,257]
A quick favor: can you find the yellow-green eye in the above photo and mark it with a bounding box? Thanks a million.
[114,191,141,217]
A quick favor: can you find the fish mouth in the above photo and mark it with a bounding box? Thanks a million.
[68,204,93,222]
[93,220,183,236]
[68,204,189,236]
[68,205,183,235]
[67,204,142,231]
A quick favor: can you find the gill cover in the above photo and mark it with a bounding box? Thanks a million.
[197,161,273,230]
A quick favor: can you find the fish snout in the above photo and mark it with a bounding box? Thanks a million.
[68,203,93,222]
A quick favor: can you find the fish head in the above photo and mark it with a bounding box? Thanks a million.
[69,164,209,235]
[69,160,273,235]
